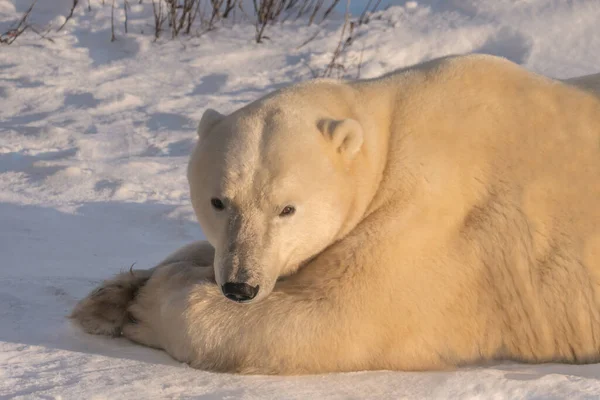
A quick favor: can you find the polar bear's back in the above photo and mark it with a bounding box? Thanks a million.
[348,54,600,364]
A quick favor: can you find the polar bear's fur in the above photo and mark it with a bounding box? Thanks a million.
[70,54,600,375]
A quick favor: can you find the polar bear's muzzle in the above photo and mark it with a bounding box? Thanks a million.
[212,213,276,303]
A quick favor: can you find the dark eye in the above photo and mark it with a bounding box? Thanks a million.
[279,205,295,217]
[211,198,225,211]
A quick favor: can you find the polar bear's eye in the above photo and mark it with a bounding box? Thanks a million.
[210,198,225,211]
[279,205,295,217]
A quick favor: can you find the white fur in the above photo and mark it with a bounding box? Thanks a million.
[71,54,600,375]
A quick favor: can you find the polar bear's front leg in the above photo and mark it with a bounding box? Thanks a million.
[70,241,215,338]
[122,262,372,374]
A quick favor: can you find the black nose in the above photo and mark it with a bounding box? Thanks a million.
[221,282,259,302]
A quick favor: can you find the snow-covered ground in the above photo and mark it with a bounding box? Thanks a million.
[1,0,600,398]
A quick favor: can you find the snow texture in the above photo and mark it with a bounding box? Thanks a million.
[1,0,600,398]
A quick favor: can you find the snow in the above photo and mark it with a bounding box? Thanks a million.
[1,0,600,398]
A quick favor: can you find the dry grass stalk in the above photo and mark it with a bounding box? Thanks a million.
[57,0,80,32]
[1,0,39,44]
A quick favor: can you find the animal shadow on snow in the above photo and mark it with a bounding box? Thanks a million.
[0,201,203,367]
[490,362,600,382]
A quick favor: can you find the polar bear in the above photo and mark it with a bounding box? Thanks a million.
[70,54,600,375]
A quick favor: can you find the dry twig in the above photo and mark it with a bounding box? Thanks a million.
[111,0,117,41]
[321,0,353,77]
[57,0,80,32]
[1,0,38,45]
[151,0,166,40]
[124,0,131,33]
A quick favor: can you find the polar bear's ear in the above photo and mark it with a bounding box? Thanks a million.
[319,118,364,159]
[197,108,225,136]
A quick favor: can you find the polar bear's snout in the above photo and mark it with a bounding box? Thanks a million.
[221,282,260,303]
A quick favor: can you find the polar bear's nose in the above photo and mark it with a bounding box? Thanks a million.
[221,282,259,303]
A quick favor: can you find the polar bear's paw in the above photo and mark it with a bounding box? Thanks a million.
[120,290,163,349]
[69,269,153,337]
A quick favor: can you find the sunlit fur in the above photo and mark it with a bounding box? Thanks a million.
[71,54,600,375]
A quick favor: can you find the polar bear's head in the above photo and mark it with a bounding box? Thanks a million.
[188,88,365,303]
